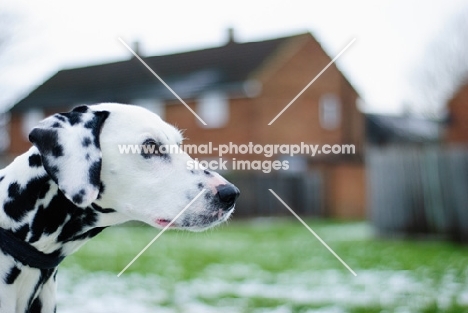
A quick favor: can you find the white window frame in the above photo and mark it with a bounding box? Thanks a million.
[197,91,229,128]
[319,93,341,130]
[22,109,45,139]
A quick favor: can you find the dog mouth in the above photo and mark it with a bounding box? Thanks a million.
[155,218,175,228]
[184,206,235,231]
[155,206,234,230]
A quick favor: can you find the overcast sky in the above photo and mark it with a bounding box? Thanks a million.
[1,0,467,114]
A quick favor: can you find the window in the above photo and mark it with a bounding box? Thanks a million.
[280,155,307,174]
[243,80,262,98]
[319,93,341,130]
[22,109,44,139]
[197,91,229,128]
[133,99,165,119]
[0,113,10,152]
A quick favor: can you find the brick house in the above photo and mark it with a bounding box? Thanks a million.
[7,30,365,218]
[445,82,468,144]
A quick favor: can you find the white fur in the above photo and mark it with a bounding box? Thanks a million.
[91,103,234,231]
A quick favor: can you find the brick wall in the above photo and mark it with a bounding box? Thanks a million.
[446,83,468,144]
[8,113,29,156]
[327,164,367,219]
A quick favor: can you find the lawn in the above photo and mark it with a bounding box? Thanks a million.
[58,219,468,313]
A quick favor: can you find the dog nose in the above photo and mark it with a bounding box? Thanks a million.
[216,184,240,210]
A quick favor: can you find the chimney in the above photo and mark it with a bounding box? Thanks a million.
[226,28,236,45]
[132,40,142,57]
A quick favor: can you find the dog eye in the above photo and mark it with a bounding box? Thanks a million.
[141,139,165,159]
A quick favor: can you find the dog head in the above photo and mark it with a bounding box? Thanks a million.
[29,103,239,231]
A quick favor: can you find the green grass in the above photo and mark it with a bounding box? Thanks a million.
[60,219,468,312]
[62,219,468,277]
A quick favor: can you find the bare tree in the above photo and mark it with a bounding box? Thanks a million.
[411,6,468,119]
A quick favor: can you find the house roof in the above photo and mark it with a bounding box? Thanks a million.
[366,114,441,144]
[11,33,306,113]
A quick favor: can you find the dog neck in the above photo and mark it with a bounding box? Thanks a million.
[0,148,126,260]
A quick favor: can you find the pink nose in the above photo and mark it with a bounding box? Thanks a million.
[204,170,228,192]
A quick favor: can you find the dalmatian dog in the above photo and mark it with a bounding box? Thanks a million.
[0,103,239,313]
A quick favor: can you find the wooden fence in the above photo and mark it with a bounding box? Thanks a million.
[367,146,468,242]
[226,172,323,218]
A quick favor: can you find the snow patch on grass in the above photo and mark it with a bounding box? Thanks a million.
[57,264,468,313]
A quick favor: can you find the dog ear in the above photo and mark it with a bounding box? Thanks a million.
[28,106,110,208]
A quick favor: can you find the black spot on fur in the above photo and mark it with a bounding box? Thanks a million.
[161,153,171,162]
[52,145,63,157]
[91,203,116,214]
[29,129,63,158]
[7,182,20,198]
[52,122,62,128]
[27,183,105,244]
[72,105,88,113]
[84,119,95,129]
[72,105,89,113]
[97,182,105,199]
[29,206,45,243]
[27,269,55,312]
[88,161,101,187]
[4,266,21,284]
[42,159,59,179]
[3,176,50,222]
[72,189,86,205]
[99,182,105,193]
[37,182,50,200]
[58,206,99,242]
[55,115,66,122]
[13,224,30,241]
[0,176,4,182]
[198,182,204,190]
[82,137,92,147]
[29,298,42,313]
[86,111,110,148]
[28,154,42,167]
[64,112,83,125]
[204,169,213,177]
[69,226,106,242]
[30,191,73,242]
